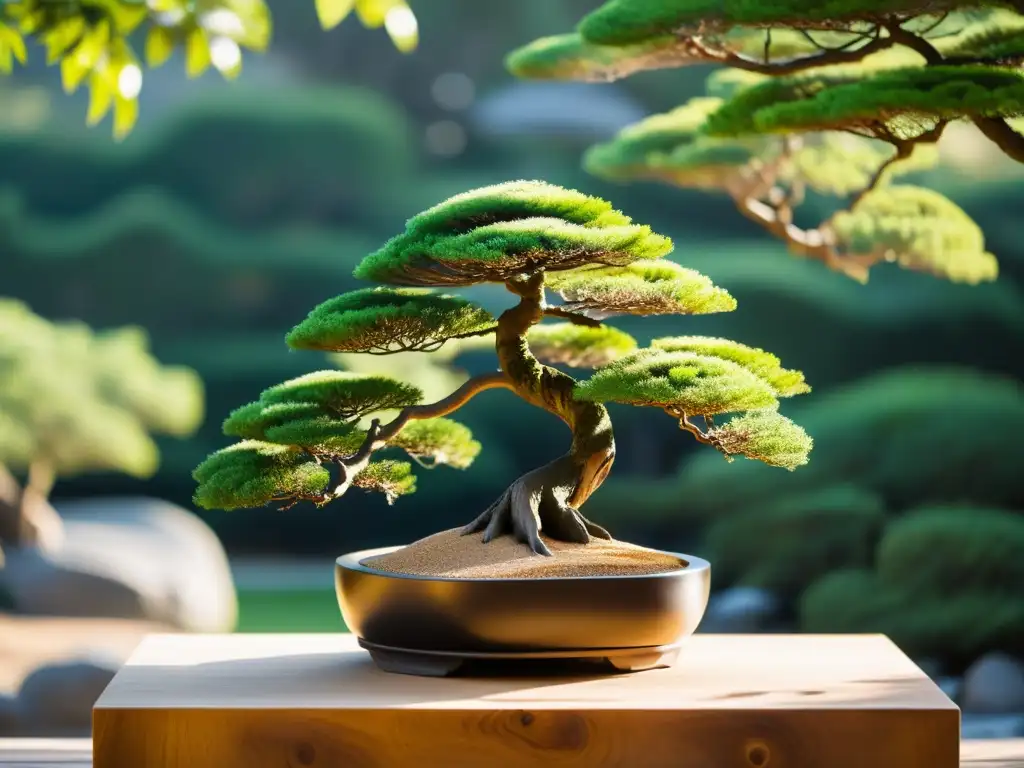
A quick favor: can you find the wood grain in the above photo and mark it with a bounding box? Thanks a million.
[93,633,960,768]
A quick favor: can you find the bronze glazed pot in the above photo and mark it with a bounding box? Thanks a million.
[335,545,711,677]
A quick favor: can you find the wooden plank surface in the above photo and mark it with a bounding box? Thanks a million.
[4,739,1024,767]
[92,633,960,768]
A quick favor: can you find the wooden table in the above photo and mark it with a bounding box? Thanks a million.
[87,632,966,767]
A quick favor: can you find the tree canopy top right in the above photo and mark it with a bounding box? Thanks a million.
[508,0,1024,284]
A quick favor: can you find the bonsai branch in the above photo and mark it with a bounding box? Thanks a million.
[274,372,515,510]
[541,306,603,327]
[883,24,1024,164]
[690,27,893,75]
[972,117,1024,164]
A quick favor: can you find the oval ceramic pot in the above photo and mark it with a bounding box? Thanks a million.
[335,545,711,676]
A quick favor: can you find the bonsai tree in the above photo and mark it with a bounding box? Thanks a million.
[0,0,418,137]
[0,299,204,550]
[193,180,812,555]
[507,2,1024,283]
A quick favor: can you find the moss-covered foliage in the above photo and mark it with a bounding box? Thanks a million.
[354,180,672,286]
[508,2,1024,284]
[830,185,999,284]
[350,460,418,504]
[260,371,423,419]
[0,298,203,483]
[546,261,737,318]
[705,485,885,596]
[527,324,638,368]
[576,348,780,414]
[705,409,814,469]
[193,441,331,512]
[388,419,482,470]
[652,336,809,395]
[705,66,1024,139]
[800,506,1024,665]
[594,367,1024,529]
[286,288,496,354]
[583,97,766,189]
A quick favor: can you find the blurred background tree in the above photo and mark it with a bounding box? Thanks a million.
[0,299,203,554]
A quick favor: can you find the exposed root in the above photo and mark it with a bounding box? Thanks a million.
[461,455,612,556]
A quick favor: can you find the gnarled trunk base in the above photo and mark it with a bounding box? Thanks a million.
[461,454,612,556]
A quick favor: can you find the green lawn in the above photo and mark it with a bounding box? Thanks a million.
[235,588,348,633]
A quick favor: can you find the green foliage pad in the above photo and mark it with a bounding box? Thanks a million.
[287,288,495,354]
[354,180,673,287]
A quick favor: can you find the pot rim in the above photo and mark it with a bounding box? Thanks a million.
[337,545,710,584]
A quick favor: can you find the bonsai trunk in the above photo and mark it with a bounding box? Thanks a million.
[462,273,616,555]
[0,459,64,552]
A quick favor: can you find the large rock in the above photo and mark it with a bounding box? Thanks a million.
[963,652,1024,713]
[1,497,237,632]
[697,587,784,633]
[0,693,20,736]
[17,657,119,733]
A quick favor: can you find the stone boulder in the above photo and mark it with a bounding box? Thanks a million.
[1,497,237,632]
[16,657,120,734]
[962,652,1024,714]
[697,587,785,633]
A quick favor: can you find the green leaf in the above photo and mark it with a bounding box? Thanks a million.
[527,323,638,368]
[41,17,85,65]
[61,21,110,94]
[381,2,417,53]
[388,418,481,469]
[706,409,813,469]
[575,348,779,415]
[651,336,809,396]
[192,440,330,511]
[185,26,211,77]
[353,459,416,504]
[113,94,139,140]
[829,185,999,284]
[316,0,355,29]
[146,26,176,68]
[546,261,736,318]
[258,370,423,419]
[0,23,27,65]
[286,287,496,354]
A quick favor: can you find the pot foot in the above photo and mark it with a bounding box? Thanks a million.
[358,639,681,677]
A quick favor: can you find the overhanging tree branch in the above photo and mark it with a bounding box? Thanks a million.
[972,117,1024,163]
[691,28,894,75]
